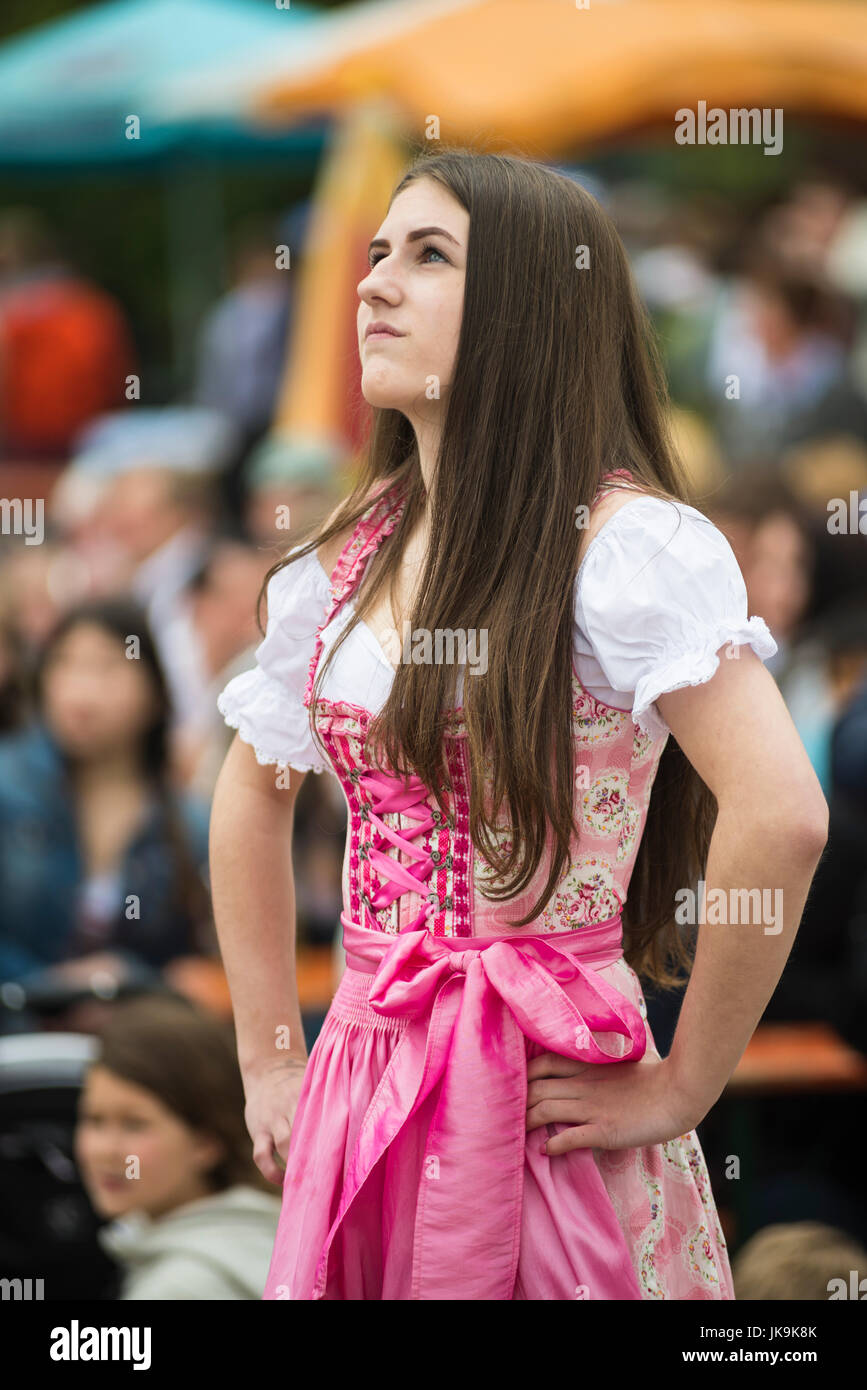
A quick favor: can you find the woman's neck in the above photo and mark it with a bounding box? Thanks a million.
[69,748,148,795]
[68,751,155,877]
[412,416,439,505]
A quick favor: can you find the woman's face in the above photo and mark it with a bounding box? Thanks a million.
[40,622,160,760]
[357,177,469,416]
[75,1065,222,1220]
[744,513,812,639]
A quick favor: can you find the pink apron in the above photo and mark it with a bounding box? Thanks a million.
[263,471,735,1301]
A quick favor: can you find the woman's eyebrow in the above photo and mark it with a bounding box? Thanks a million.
[367,225,461,254]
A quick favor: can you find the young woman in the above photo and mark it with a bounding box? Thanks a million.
[76,994,281,1299]
[211,149,829,1300]
[0,599,210,995]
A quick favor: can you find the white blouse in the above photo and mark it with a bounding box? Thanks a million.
[217,495,778,772]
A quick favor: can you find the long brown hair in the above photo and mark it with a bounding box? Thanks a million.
[260,146,717,988]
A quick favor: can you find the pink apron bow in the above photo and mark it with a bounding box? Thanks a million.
[311,914,647,1300]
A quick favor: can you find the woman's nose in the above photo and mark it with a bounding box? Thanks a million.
[358,261,400,303]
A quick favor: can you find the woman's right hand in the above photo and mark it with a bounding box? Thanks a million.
[243,1058,309,1185]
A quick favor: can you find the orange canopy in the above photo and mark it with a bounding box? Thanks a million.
[253,0,867,154]
[263,0,867,469]
[270,101,407,453]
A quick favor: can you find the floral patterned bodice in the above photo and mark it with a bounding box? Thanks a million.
[302,477,669,940]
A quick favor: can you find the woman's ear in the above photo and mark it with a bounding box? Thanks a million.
[191,1131,225,1179]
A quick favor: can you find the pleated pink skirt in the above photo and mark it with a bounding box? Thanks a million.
[263,959,735,1301]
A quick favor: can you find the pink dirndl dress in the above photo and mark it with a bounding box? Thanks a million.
[259,475,735,1301]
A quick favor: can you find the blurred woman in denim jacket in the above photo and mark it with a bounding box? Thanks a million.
[0,599,211,996]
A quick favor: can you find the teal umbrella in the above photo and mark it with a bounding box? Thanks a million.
[0,0,332,381]
[0,0,329,168]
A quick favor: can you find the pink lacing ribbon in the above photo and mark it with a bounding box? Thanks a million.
[302,482,405,713]
[353,767,442,932]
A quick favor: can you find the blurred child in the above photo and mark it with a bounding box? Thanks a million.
[76,994,282,1299]
[732,1222,867,1300]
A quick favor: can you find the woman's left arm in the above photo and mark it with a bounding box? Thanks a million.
[528,644,829,1154]
[655,642,828,1122]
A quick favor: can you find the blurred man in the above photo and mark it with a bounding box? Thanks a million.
[183,539,271,795]
[192,206,309,519]
[0,208,137,462]
[95,465,212,737]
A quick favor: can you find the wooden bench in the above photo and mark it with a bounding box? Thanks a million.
[726,1021,867,1094]
[164,946,337,1020]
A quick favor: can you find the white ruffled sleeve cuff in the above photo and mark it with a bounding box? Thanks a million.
[216,546,332,772]
[630,615,778,739]
[575,496,779,740]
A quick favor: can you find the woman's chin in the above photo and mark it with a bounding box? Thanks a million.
[86,1179,144,1220]
[360,367,409,410]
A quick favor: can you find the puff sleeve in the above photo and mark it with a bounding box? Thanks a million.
[574,496,778,740]
[216,546,332,772]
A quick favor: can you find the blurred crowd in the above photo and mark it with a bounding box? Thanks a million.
[1,170,866,1299]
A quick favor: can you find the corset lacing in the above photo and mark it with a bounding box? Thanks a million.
[353,766,447,930]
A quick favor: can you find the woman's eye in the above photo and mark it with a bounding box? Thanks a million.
[367,244,447,270]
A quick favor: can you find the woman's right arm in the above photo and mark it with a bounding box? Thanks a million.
[209,731,309,1184]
